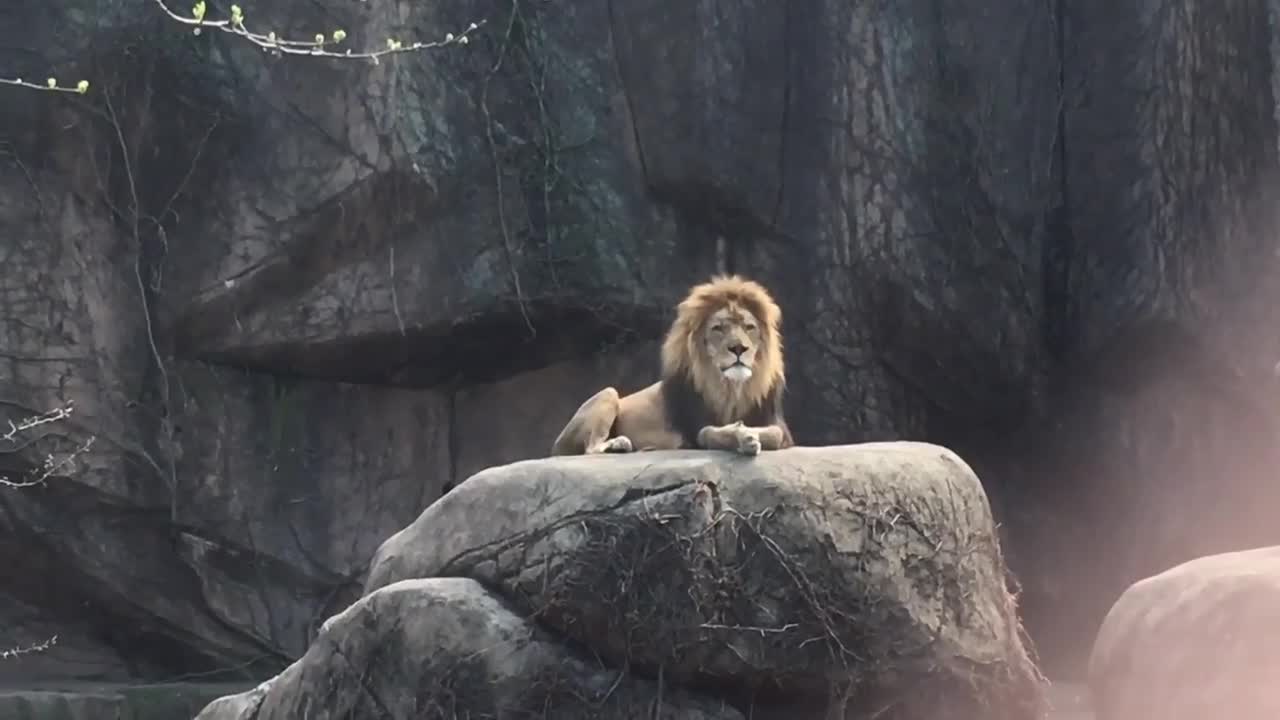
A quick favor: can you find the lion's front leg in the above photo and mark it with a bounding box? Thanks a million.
[752,425,787,451]
[697,422,760,455]
[696,422,785,456]
[589,435,634,454]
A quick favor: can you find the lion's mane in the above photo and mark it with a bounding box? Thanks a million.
[658,274,786,425]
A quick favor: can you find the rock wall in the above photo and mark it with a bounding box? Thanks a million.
[2,0,1280,686]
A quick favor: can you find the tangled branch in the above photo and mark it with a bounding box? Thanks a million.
[0,402,97,489]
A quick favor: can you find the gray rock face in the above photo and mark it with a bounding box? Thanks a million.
[1,0,678,676]
[154,0,682,384]
[208,442,1046,719]
[1088,546,1280,720]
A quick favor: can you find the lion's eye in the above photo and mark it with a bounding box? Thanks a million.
[711,324,726,333]
[744,324,757,332]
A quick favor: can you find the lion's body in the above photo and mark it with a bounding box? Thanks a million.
[550,275,794,457]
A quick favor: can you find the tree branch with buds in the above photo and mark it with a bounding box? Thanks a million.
[157,0,483,62]
[1,636,58,660]
[3,0,485,94]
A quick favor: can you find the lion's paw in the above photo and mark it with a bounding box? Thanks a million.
[603,435,634,453]
[736,431,762,456]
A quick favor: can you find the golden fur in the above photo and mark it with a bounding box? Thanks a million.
[551,274,794,457]
[660,275,785,425]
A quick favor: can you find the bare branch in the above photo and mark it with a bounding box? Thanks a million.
[0,636,58,660]
[1,403,76,442]
[0,402,97,489]
[0,437,96,490]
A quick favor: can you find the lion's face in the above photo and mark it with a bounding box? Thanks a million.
[661,274,785,424]
[703,305,763,384]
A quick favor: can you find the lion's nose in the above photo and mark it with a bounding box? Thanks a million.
[729,343,748,356]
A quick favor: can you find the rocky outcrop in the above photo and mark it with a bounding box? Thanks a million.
[4,0,1280,689]
[199,443,1049,719]
[1088,546,1280,720]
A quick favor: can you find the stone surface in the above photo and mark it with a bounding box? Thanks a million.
[451,341,659,483]
[361,443,1049,719]
[167,365,453,657]
[194,577,742,720]
[1088,546,1280,720]
[0,682,251,720]
[152,0,684,385]
[0,681,1099,720]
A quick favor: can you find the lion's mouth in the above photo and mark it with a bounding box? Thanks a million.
[721,362,753,382]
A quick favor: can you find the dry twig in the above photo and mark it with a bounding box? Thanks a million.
[0,402,96,489]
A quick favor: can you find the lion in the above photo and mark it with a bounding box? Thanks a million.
[550,274,794,457]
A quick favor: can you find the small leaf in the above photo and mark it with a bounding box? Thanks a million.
[315,33,325,44]
[76,80,89,94]
[192,0,206,21]
[46,77,56,88]
[332,29,347,43]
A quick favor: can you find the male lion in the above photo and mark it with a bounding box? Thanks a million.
[550,274,794,457]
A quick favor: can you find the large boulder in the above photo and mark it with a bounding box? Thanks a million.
[1088,545,1280,720]
[194,577,740,720]
[351,442,1048,718]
